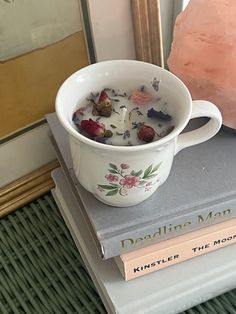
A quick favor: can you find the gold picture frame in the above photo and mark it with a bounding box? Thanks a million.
[131,0,164,67]
[0,160,59,217]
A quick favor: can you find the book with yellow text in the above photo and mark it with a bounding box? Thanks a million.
[115,217,236,280]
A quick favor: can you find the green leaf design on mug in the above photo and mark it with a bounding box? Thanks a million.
[130,170,143,177]
[109,163,118,170]
[98,185,119,190]
[106,189,118,196]
[142,162,161,180]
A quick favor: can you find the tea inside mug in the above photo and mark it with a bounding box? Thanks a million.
[72,80,176,146]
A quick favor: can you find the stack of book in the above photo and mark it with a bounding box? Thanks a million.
[47,113,236,314]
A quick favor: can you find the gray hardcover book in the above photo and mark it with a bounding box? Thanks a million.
[52,167,236,314]
[46,113,236,259]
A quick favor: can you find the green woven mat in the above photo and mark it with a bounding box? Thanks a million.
[1,193,236,314]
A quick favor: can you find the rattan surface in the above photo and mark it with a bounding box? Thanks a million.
[0,193,235,314]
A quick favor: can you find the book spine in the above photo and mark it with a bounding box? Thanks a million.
[101,198,236,259]
[117,223,236,280]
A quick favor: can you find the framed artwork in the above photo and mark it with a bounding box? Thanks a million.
[0,0,91,139]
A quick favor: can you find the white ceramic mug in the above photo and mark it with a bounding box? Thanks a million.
[56,60,222,207]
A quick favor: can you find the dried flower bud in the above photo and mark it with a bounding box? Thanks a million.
[137,125,155,143]
[94,90,113,117]
[80,119,105,138]
[104,130,113,138]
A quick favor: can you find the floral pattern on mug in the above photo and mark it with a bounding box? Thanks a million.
[97,162,162,197]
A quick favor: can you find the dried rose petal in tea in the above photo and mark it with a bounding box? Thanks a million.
[80,119,105,137]
[129,90,152,105]
[72,83,175,146]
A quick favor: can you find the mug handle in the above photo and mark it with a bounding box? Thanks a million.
[175,100,222,155]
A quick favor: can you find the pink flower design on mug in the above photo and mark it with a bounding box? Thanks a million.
[105,174,119,182]
[120,163,129,169]
[145,181,153,191]
[97,162,162,197]
[97,186,104,192]
[120,175,140,189]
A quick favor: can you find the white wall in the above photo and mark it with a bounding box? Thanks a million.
[87,0,136,61]
[183,0,191,9]
[0,125,56,187]
[159,0,174,67]
[87,0,175,66]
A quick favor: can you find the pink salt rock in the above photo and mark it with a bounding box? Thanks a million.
[167,0,236,130]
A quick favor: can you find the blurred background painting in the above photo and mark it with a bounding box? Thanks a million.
[0,0,89,138]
